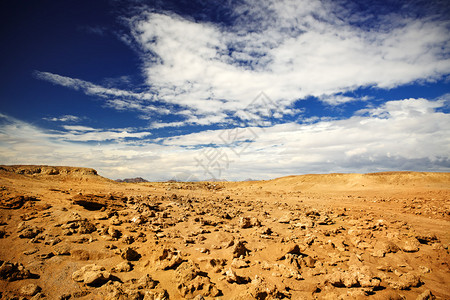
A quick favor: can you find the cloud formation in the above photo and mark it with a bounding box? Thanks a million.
[20,0,449,180]
[43,115,81,122]
[34,0,450,128]
[129,0,450,113]
[1,97,448,180]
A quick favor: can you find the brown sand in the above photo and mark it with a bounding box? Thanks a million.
[0,165,449,299]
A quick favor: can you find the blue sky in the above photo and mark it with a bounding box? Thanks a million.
[0,0,449,180]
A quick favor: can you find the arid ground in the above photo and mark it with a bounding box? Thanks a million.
[0,165,449,299]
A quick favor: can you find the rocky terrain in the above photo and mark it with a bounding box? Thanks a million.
[0,165,449,299]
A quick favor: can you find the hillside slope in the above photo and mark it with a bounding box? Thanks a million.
[256,171,450,192]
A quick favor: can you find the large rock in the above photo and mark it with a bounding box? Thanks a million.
[400,238,421,252]
[155,248,184,270]
[232,241,250,258]
[78,219,97,234]
[112,261,133,273]
[18,224,42,239]
[387,273,422,290]
[326,266,381,288]
[20,283,41,296]
[121,247,141,261]
[0,261,34,281]
[372,241,400,257]
[175,260,221,297]
[72,264,110,287]
[0,195,39,209]
[142,289,169,300]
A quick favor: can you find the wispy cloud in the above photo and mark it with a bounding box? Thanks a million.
[2,97,447,180]
[43,115,81,122]
[34,71,153,100]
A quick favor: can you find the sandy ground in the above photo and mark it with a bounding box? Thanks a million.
[0,165,449,299]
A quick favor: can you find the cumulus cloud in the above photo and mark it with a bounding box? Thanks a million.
[127,0,450,115]
[34,0,450,128]
[1,97,448,180]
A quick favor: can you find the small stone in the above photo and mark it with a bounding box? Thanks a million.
[239,217,252,228]
[112,261,133,272]
[142,289,169,300]
[278,215,291,223]
[53,243,71,255]
[0,261,33,281]
[23,248,39,255]
[232,241,249,258]
[121,247,141,261]
[400,238,420,252]
[303,256,316,268]
[72,264,110,287]
[78,219,96,234]
[416,289,435,300]
[136,274,158,289]
[225,269,250,284]
[107,227,122,239]
[277,243,303,260]
[20,283,41,296]
[84,271,110,286]
[121,234,135,244]
[231,258,249,269]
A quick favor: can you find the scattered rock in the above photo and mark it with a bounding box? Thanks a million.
[0,195,39,209]
[78,219,96,234]
[53,243,71,255]
[372,241,400,257]
[232,241,250,258]
[236,276,287,299]
[416,289,435,300]
[176,260,221,297]
[0,261,35,281]
[387,273,422,290]
[121,234,135,244]
[416,234,439,245]
[326,266,381,288]
[225,269,251,284]
[72,264,110,287]
[112,261,133,272]
[142,289,169,300]
[107,227,122,239]
[278,215,291,223]
[121,247,141,261]
[18,225,42,239]
[231,258,249,269]
[239,217,252,228]
[20,283,41,296]
[277,243,303,260]
[155,248,184,270]
[400,238,421,252]
[136,273,158,289]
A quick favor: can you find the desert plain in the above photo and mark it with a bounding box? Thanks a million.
[0,165,449,299]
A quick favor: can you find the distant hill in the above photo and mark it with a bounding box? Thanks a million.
[0,165,112,183]
[115,177,148,183]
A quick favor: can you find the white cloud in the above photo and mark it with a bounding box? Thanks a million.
[63,125,96,132]
[125,0,450,118]
[34,71,154,100]
[34,1,450,128]
[43,115,81,122]
[58,130,151,142]
[3,97,445,180]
